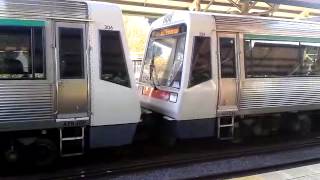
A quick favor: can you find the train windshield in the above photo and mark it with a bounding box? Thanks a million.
[140,24,186,89]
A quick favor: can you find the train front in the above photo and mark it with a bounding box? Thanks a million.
[138,12,218,141]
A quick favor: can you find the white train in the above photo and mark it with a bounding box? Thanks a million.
[0,1,140,165]
[138,11,320,143]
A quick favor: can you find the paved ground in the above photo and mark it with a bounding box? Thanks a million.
[105,146,320,180]
[233,162,320,180]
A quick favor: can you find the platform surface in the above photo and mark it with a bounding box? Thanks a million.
[232,162,320,180]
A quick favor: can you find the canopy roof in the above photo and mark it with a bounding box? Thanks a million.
[99,0,320,20]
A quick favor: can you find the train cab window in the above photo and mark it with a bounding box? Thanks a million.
[100,30,130,87]
[220,37,236,78]
[0,26,45,79]
[189,36,212,87]
[59,27,84,79]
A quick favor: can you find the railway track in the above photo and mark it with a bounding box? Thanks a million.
[42,136,320,180]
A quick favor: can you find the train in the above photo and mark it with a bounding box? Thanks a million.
[0,0,140,166]
[138,11,320,144]
[1,0,320,167]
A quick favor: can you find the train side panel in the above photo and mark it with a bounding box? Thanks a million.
[178,14,217,121]
[214,15,320,115]
[87,2,141,148]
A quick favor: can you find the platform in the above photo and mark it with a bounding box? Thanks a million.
[233,161,320,180]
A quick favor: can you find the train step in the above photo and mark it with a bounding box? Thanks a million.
[217,116,235,140]
[59,127,85,157]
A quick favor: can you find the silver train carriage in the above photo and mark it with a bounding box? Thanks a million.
[0,0,140,164]
[138,11,320,142]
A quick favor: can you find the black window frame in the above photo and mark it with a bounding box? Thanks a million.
[99,30,131,88]
[0,26,46,80]
[188,36,212,87]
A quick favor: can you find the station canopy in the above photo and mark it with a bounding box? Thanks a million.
[99,0,320,20]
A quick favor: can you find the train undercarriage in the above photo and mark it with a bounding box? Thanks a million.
[0,126,86,167]
[141,110,320,147]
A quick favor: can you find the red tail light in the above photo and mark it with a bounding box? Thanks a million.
[142,87,178,103]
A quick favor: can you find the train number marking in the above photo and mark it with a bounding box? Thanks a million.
[199,32,206,36]
[63,120,87,127]
[163,14,173,24]
[104,25,113,30]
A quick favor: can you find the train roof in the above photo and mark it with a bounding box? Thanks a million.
[0,1,123,22]
[153,10,320,39]
[0,0,88,20]
[165,10,320,26]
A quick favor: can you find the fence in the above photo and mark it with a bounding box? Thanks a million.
[132,59,142,82]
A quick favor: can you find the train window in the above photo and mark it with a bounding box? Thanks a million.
[100,30,130,87]
[219,37,236,78]
[0,26,45,79]
[189,36,212,87]
[59,27,84,79]
[34,28,45,79]
[244,40,300,78]
[299,42,320,76]
[140,24,186,89]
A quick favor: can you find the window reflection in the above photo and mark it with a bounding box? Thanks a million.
[300,43,320,76]
[59,27,84,79]
[189,36,212,87]
[0,26,44,79]
[220,37,236,78]
[244,39,311,78]
[141,34,185,88]
[100,30,130,87]
[141,24,186,89]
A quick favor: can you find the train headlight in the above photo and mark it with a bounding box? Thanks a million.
[169,92,178,103]
[138,85,144,94]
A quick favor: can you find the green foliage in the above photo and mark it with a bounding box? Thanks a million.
[123,15,150,57]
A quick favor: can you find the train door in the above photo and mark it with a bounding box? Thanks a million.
[55,22,88,119]
[217,33,240,114]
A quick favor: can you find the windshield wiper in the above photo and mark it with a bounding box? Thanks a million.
[149,50,159,90]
